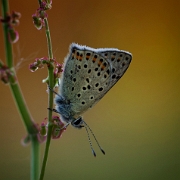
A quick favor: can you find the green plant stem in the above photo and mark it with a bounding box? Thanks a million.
[44,19,53,59]
[1,0,39,180]
[39,122,53,180]
[31,135,40,180]
[1,0,12,68]
[10,83,36,134]
[39,18,54,180]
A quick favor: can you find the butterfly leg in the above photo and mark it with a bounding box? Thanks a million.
[48,86,61,97]
[47,107,60,114]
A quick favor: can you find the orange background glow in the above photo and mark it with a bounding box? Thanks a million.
[0,0,180,179]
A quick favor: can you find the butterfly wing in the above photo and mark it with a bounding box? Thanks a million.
[59,43,132,117]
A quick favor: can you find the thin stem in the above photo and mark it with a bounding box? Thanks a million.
[39,18,54,180]
[9,83,36,134]
[1,0,13,68]
[38,0,42,6]
[44,19,53,59]
[31,135,40,180]
[1,1,40,180]
[1,0,37,134]
[39,123,53,180]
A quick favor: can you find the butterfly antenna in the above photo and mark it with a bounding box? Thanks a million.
[48,86,61,97]
[83,121,105,155]
[84,125,96,157]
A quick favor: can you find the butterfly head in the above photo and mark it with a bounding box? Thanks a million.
[70,116,84,129]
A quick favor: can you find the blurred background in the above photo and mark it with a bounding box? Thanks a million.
[0,0,180,180]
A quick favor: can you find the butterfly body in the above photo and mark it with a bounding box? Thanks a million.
[55,43,132,129]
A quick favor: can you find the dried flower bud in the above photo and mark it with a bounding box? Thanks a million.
[12,11,21,19]
[11,18,20,26]
[54,62,63,83]
[39,122,47,136]
[39,57,49,64]
[8,27,19,43]
[21,135,31,146]
[0,69,9,84]
[0,63,17,84]
[44,3,52,10]
[0,15,11,23]
[56,63,63,73]
[51,116,66,139]
[32,14,43,30]
[45,0,52,3]
[39,10,48,19]
[29,63,38,72]
[41,0,52,10]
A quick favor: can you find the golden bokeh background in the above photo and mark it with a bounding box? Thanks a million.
[0,0,180,179]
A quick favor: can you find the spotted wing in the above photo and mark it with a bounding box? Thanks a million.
[59,43,132,117]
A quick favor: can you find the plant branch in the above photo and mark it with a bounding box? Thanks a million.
[1,0,13,68]
[1,1,40,180]
[39,18,54,180]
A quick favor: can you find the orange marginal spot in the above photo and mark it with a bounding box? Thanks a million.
[79,54,83,61]
[101,64,106,70]
[117,57,121,62]
[111,55,115,61]
[72,53,75,59]
[98,60,102,66]
[76,52,79,60]
[92,56,97,63]
[72,49,76,59]
[86,52,91,60]
[86,55,90,60]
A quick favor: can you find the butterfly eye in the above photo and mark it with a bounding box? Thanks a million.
[72,117,84,128]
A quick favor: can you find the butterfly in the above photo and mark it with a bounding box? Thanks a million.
[50,43,132,156]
